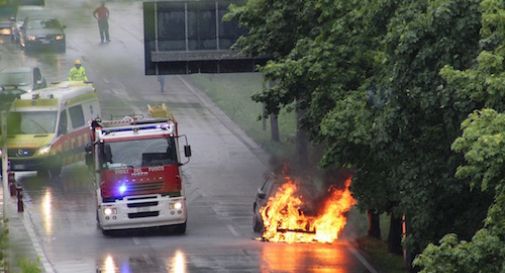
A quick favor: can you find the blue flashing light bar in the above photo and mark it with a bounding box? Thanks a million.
[119,184,128,195]
[103,125,158,134]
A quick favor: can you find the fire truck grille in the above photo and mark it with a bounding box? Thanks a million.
[128,182,163,194]
[128,211,159,219]
[127,201,158,208]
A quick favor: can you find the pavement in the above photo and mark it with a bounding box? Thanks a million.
[0,185,43,272]
[0,73,271,272]
[0,72,273,272]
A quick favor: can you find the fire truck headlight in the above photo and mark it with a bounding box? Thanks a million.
[173,202,182,210]
[103,207,116,216]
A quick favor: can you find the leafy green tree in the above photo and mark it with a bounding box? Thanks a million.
[229,0,400,240]
[226,0,320,156]
[376,0,491,257]
[415,109,505,272]
[317,0,488,257]
[414,1,505,270]
[229,0,494,263]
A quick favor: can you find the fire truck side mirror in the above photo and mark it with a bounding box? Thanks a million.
[184,145,191,158]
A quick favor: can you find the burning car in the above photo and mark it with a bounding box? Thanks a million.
[254,174,356,243]
[253,174,317,233]
[253,173,280,233]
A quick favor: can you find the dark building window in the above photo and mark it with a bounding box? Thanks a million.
[157,2,186,51]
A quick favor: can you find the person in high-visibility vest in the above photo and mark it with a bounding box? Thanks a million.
[68,59,88,82]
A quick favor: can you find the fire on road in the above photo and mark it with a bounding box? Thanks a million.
[259,177,356,243]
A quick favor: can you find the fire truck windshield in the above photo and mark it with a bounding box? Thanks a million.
[99,137,178,169]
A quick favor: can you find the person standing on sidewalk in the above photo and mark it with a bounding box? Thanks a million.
[93,1,110,44]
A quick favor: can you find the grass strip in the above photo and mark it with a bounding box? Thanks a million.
[356,236,408,273]
[188,73,297,158]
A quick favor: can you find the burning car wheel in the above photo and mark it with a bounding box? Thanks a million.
[253,216,263,233]
[252,206,264,233]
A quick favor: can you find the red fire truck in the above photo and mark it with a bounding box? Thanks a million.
[86,104,191,235]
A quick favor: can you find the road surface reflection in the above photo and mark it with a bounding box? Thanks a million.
[100,254,119,273]
[95,242,361,273]
[166,250,187,273]
[41,188,53,236]
[260,242,350,273]
[97,250,188,273]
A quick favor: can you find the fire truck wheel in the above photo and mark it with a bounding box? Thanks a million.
[101,229,114,236]
[174,222,186,234]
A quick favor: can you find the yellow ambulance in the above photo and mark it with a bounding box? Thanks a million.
[6,81,100,177]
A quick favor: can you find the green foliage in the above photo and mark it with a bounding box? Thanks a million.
[452,109,505,191]
[18,258,41,273]
[320,92,373,149]
[225,0,319,58]
[414,1,505,270]
[0,223,7,268]
[415,231,505,273]
[371,0,489,252]
[230,0,501,268]
[357,236,408,273]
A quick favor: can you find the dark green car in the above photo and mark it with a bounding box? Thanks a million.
[0,66,46,111]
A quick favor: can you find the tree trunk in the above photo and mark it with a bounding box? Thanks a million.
[403,214,420,273]
[295,101,308,165]
[262,104,267,131]
[367,209,381,239]
[387,214,403,255]
[270,113,280,142]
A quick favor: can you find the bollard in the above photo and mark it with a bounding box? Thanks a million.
[16,186,23,213]
[8,172,16,197]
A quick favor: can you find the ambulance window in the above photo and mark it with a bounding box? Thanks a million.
[57,110,67,136]
[69,105,85,128]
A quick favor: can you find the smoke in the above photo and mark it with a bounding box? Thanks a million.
[267,155,355,216]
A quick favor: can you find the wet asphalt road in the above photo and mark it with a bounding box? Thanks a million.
[0,1,375,272]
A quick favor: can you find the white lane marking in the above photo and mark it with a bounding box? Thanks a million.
[132,237,141,245]
[345,242,379,273]
[227,224,240,237]
[23,210,56,273]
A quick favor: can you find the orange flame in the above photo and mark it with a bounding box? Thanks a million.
[260,177,356,243]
